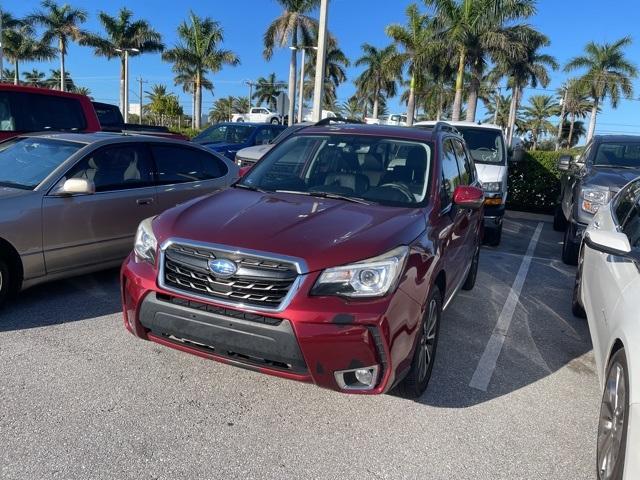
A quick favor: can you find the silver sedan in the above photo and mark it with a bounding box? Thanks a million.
[0,132,238,306]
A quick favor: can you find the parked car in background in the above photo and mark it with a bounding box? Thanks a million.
[0,133,238,307]
[92,102,188,140]
[366,114,408,126]
[193,122,286,161]
[415,120,521,246]
[0,84,100,141]
[302,108,337,122]
[555,135,640,265]
[121,122,484,397]
[572,178,640,480]
[232,107,282,124]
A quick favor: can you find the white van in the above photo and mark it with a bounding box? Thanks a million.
[414,121,523,245]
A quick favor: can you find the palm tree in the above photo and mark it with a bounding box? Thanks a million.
[73,86,91,96]
[173,65,214,128]
[163,12,240,129]
[22,69,47,87]
[563,80,593,148]
[483,92,512,128]
[253,73,285,110]
[209,96,236,123]
[339,96,363,119]
[303,43,350,108]
[424,0,536,121]
[234,97,251,114]
[0,12,21,83]
[263,0,319,126]
[81,7,163,115]
[1,69,15,83]
[145,84,183,124]
[386,3,438,125]
[3,23,55,85]
[28,0,88,91]
[559,119,586,148]
[521,94,559,150]
[565,37,637,142]
[46,69,74,90]
[354,43,400,120]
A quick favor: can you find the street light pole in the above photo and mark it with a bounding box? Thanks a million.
[297,48,306,123]
[312,0,329,122]
[116,47,140,123]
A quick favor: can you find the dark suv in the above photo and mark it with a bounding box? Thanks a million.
[121,123,484,397]
[555,135,640,264]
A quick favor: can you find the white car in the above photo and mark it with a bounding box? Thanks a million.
[573,177,640,480]
[414,121,524,245]
[302,109,336,122]
[234,122,313,167]
[365,114,407,126]
[232,107,282,124]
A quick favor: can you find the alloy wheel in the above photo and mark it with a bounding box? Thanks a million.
[0,270,3,292]
[597,361,627,479]
[417,298,438,382]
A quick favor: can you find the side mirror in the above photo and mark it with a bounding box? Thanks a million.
[557,155,572,171]
[584,230,631,257]
[453,185,484,210]
[55,178,96,196]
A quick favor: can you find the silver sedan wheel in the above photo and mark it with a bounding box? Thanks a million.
[597,361,627,480]
[0,269,3,292]
[417,298,438,382]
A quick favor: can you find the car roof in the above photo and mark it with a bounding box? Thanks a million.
[211,122,273,127]
[414,120,502,131]
[18,131,195,147]
[296,124,434,141]
[0,83,90,99]
[593,134,640,143]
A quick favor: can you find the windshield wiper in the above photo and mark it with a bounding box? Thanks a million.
[234,183,268,193]
[276,189,374,205]
[0,181,31,190]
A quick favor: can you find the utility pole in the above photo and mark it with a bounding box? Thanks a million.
[246,80,254,109]
[556,85,568,151]
[311,0,329,122]
[137,77,147,124]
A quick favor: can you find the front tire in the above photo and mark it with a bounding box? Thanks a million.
[397,287,442,398]
[562,224,579,265]
[462,245,479,291]
[236,118,244,122]
[0,257,10,309]
[553,204,567,231]
[572,248,587,318]
[270,117,280,125]
[597,348,629,480]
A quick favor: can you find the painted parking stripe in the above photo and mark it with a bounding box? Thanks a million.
[469,222,544,391]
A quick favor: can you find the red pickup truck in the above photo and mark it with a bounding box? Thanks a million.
[0,84,101,140]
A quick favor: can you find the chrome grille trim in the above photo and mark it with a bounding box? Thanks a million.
[158,238,307,313]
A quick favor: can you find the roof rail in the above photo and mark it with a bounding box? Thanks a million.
[314,116,364,126]
[432,121,460,135]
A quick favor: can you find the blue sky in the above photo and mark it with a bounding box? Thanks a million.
[4,0,640,138]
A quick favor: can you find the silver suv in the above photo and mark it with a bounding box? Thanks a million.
[0,132,238,306]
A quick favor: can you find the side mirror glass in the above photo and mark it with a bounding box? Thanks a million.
[585,230,631,256]
[453,185,484,210]
[56,178,96,196]
[557,155,572,171]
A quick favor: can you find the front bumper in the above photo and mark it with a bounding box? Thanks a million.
[121,254,423,394]
[483,201,505,229]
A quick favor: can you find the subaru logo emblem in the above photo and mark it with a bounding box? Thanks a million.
[208,258,237,278]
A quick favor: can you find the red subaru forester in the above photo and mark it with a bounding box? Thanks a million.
[121,123,484,397]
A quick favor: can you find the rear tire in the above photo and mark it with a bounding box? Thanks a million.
[270,118,280,125]
[572,249,587,318]
[0,257,10,309]
[397,287,442,398]
[462,245,479,291]
[597,348,629,480]
[562,225,579,265]
[236,118,244,122]
[553,205,567,232]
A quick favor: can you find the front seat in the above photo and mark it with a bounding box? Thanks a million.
[323,150,370,195]
[361,153,385,187]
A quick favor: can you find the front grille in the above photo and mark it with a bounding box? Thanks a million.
[161,243,299,309]
[236,157,256,168]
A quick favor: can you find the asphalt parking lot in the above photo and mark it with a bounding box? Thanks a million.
[0,212,600,480]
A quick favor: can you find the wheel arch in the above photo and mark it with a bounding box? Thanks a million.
[0,237,24,293]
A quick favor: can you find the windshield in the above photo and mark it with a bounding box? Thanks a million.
[0,137,82,190]
[593,142,640,168]
[194,124,254,144]
[239,134,432,207]
[270,124,309,145]
[456,127,505,165]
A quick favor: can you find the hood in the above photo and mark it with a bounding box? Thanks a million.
[584,166,640,192]
[154,188,426,272]
[475,163,505,184]
[236,144,274,161]
[0,186,33,200]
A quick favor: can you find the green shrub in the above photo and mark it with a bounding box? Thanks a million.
[507,149,581,213]
[172,127,202,139]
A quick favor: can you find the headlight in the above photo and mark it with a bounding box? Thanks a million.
[134,217,158,265]
[311,246,409,298]
[481,181,502,193]
[581,188,612,214]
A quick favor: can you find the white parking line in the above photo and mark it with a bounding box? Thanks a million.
[469,222,544,391]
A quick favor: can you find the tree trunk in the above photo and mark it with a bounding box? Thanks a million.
[372,87,379,120]
[507,84,520,146]
[436,90,443,121]
[287,32,298,126]
[120,57,126,115]
[194,71,202,130]
[586,98,598,142]
[191,89,196,129]
[13,61,18,85]
[556,89,567,151]
[406,75,416,126]
[59,38,66,91]
[452,47,466,121]
[568,113,576,148]
[465,60,481,122]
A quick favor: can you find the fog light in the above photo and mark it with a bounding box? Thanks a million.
[334,365,379,391]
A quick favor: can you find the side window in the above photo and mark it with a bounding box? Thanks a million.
[622,205,640,248]
[151,145,228,184]
[452,139,473,185]
[441,139,462,208]
[615,187,637,226]
[65,144,154,192]
[255,127,274,145]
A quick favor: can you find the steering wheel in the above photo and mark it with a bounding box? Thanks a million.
[378,183,415,202]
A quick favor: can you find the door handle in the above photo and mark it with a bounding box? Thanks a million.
[136,197,154,206]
